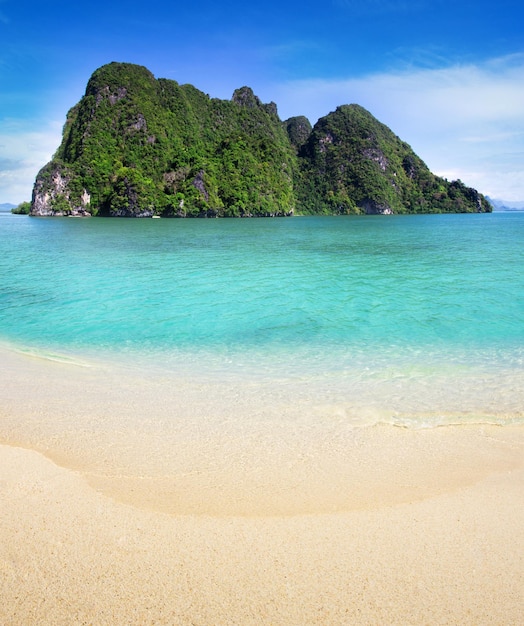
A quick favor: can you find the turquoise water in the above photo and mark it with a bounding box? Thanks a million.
[1,212,523,423]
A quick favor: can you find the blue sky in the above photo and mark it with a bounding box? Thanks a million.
[1,0,523,204]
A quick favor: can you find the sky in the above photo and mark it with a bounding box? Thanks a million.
[1,0,523,205]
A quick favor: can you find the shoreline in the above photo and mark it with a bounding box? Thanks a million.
[1,344,524,622]
[51,422,524,517]
[2,342,524,517]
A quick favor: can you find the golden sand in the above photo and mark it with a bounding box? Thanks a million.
[1,345,523,624]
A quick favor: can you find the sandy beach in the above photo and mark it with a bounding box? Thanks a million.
[1,346,524,624]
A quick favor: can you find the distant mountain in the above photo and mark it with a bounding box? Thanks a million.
[0,203,15,212]
[487,197,524,211]
[31,62,491,217]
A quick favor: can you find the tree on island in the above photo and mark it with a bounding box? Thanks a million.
[11,201,31,214]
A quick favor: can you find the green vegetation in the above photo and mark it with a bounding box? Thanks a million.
[295,105,490,215]
[31,62,491,217]
[11,201,31,214]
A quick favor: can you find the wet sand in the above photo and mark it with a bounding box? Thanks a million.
[1,346,524,624]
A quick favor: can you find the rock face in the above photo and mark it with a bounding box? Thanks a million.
[31,62,491,217]
[32,163,91,216]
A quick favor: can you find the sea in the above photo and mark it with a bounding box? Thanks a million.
[1,211,523,429]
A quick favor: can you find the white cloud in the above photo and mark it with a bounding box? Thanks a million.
[0,119,62,204]
[268,54,524,201]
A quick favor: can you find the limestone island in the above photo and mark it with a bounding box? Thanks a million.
[31,62,491,218]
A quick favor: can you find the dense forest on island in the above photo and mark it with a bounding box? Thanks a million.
[31,62,491,217]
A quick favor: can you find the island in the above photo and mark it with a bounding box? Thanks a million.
[31,62,491,217]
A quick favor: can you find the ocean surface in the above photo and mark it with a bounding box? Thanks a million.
[1,211,523,427]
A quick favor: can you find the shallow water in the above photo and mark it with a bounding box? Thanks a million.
[1,212,523,426]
